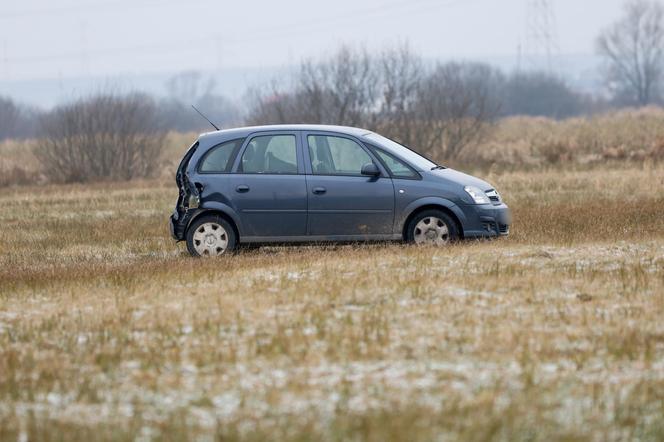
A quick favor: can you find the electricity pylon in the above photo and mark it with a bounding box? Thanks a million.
[524,0,561,73]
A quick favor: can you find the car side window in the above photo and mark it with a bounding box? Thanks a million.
[198,139,243,173]
[240,134,298,174]
[308,135,373,176]
[373,148,418,179]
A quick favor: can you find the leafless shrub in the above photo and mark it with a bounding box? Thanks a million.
[246,46,378,127]
[539,140,576,164]
[0,165,40,187]
[35,93,166,183]
[414,62,502,162]
[651,138,664,160]
[374,43,423,146]
[303,46,378,126]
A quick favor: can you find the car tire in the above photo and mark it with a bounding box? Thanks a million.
[405,210,459,246]
[186,215,237,257]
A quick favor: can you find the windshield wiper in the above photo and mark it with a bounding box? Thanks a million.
[431,165,446,170]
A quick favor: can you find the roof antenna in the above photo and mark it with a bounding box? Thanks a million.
[191,104,220,131]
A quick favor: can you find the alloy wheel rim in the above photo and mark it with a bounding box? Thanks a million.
[413,217,450,246]
[192,222,229,256]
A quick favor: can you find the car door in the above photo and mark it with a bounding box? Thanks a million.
[304,132,395,237]
[230,131,307,238]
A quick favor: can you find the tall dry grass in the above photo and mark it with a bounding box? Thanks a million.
[462,107,664,168]
[0,164,663,440]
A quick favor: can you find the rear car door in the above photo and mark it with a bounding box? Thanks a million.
[230,131,307,238]
[304,132,395,237]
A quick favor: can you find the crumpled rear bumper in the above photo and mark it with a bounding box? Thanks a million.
[170,209,195,242]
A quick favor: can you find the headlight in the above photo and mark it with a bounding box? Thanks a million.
[464,186,491,205]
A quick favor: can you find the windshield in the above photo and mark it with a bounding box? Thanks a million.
[363,133,439,171]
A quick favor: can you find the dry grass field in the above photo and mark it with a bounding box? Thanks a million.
[0,162,663,441]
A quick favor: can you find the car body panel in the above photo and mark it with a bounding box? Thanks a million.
[301,130,395,236]
[305,175,395,236]
[230,174,308,236]
[195,202,244,234]
[429,168,494,192]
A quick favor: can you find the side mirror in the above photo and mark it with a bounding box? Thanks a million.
[361,162,381,177]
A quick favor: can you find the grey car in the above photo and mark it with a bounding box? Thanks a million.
[170,125,511,257]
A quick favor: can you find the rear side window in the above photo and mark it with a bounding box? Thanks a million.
[240,134,298,174]
[199,139,244,173]
[373,147,418,179]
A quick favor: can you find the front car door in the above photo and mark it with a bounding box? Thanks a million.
[230,131,308,238]
[303,132,395,238]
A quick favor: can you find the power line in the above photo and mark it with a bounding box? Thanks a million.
[0,0,206,20]
[5,0,482,66]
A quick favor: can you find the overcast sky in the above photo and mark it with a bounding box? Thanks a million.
[0,0,628,81]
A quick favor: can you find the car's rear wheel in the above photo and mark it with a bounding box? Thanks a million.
[186,215,237,257]
[406,210,459,246]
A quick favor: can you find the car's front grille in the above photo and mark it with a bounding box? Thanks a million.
[485,189,501,204]
[499,224,510,234]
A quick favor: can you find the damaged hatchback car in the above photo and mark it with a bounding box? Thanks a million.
[170,125,511,257]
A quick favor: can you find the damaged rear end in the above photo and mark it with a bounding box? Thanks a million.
[169,142,200,241]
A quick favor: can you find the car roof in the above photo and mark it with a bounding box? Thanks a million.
[198,124,372,144]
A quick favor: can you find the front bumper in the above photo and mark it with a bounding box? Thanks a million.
[459,203,512,239]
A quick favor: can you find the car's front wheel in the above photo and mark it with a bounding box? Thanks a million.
[186,215,237,257]
[406,210,459,246]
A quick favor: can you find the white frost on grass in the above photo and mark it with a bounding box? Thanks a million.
[5,354,664,436]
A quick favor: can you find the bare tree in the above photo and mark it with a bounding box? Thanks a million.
[415,62,502,161]
[246,46,378,127]
[244,81,306,125]
[597,0,664,106]
[36,93,166,183]
[318,46,378,126]
[375,43,423,146]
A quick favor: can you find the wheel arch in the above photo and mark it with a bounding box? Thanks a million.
[187,205,242,242]
[400,200,466,240]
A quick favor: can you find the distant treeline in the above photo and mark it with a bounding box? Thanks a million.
[0,83,240,142]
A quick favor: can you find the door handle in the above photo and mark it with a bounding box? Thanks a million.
[236,185,250,193]
[312,187,327,195]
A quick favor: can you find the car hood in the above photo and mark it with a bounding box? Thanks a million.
[428,168,494,191]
